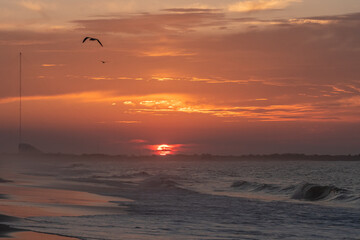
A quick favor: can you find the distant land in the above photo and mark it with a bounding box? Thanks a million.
[69,152,360,161]
[0,143,354,161]
[0,152,358,163]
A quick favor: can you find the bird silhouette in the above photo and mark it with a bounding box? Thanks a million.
[82,37,103,47]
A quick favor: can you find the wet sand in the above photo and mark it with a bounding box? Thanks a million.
[1,231,80,240]
[0,214,20,238]
[0,159,129,240]
[0,184,124,218]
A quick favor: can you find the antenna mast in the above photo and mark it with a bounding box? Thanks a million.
[19,52,22,149]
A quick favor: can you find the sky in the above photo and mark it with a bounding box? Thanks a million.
[1,0,360,155]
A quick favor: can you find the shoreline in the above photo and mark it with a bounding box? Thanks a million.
[0,214,22,238]
[0,210,80,240]
[0,170,127,240]
[0,196,82,240]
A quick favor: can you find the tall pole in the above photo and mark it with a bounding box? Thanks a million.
[19,52,22,149]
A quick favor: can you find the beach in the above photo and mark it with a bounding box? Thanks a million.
[1,153,360,239]
[0,154,129,239]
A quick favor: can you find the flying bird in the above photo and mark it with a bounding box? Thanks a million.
[82,37,103,47]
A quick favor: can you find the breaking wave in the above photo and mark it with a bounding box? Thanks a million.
[291,182,343,201]
[139,174,180,189]
[115,171,151,178]
[91,171,151,179]
[231,180,289,193]
[230,180,358,203]
[0,177,12,183]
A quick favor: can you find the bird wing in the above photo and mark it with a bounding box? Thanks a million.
[82,37,90,43]
[96,39,103,47]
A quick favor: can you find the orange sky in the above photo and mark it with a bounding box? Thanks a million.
[1,0,360,155]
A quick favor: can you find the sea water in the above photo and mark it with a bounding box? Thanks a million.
[5,156,360,239]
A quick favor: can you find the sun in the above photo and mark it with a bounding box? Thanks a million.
[157,144,172,156]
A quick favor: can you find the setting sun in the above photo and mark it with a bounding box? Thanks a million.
[157,144,172,156]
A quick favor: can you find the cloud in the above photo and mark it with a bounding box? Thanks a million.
[2,10,360,123]
[141,48,197,57]
[129,101,326,122]
[17,0,55,19]
[338,96,360,107]
[19,0,43,11]
[288,18,335,25]
[91,77,114,80]
[73,11,226,34]
[302,12,360,22]
[123,101,135,105]
[163,8,220,13]
[129,139,148,144]
[228,0,302,12]
[0,91,110,105]
[41,64,64,67]
[116,120,141,124]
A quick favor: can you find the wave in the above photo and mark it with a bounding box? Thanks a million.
[67,163,86,168]
[231,180,288,193]
[91,171,151,179]
[139,174,180,189]
[0,194,8,199]
[65,173,182,191]
[291,182,343,201]
[0,177,12,183]
[115,171,151,179]
[230,180,359,203]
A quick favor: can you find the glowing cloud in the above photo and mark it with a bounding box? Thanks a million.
[41,64,63,67]
[289,18,335,25]
[91,77,114,81]
[0,91,110,105]
[228,0,301,12]
[115,120,141,124]
[141,49,197,57]
[123,101,135,105]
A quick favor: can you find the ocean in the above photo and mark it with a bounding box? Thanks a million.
[1,155,360,239]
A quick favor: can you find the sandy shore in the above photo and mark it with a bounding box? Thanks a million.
[0,181,93,239]
[1,216,78,240]
[1,231,81,240]
[0,183,124,218]
[0,157,129,240]
[0,180,125,239]
[0,214,20,238]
